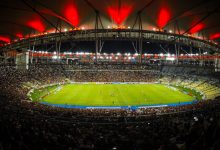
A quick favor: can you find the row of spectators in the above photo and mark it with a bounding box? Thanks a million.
[64,63,159,70]
[1,94,220,149]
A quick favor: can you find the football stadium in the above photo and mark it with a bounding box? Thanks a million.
[0,0,220,149]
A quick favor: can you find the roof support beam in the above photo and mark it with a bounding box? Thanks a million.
[138,0,155,14]
[83,0,99,13]
[164,0,214,29]
[183,5,220,35]
[83,0,105,62]
[83,0,104,29]
[138,14,143,64]
[32,0,75,29]
[132,0,155,29]
[131,11,143,63]
[20,0,61,32]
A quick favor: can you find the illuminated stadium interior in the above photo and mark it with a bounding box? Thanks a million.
[0,0,220,149]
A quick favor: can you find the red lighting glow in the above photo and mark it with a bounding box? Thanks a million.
[27,19,45,32]
[0,36,10,43]
[210,33,220,40]
[40,8,72,26]
[189,23,205,34]
[108,5,133,25]
[16,33,23,38]
[157,8,171,28]
[64,2,79,27]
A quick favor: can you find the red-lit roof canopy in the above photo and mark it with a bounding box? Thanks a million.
[0,0,220,43]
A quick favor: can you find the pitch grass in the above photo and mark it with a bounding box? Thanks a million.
[31,84,195,106]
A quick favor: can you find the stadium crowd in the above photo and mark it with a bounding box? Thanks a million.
[0,64,220,149]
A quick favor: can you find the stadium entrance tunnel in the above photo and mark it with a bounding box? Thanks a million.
[28,82,201,110]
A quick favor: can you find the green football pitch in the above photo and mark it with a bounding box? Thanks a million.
[30,83,195,107]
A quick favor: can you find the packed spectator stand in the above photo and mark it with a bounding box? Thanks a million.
[0,63,220,149]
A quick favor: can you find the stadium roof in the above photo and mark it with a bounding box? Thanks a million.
[0,0,220,44]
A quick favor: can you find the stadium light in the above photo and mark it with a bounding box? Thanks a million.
[52,55,58,59]
[194,116,199,121]
[128,26,131,29]
[166,57,175,61]
[169,30,173,33]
